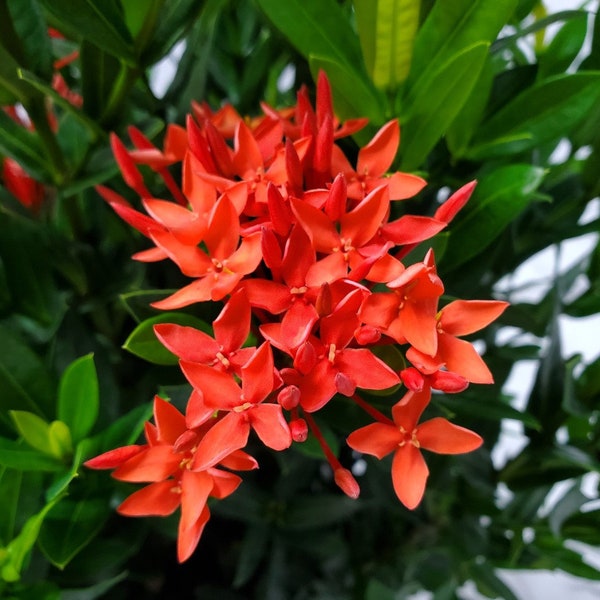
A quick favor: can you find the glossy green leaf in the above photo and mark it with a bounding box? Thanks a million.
[441,165,545,270]
[400,42,489,169]
[353,0,420,89]
[39,0,135,63]
[256,0,364,77]
[38,497,110,569]
[446,55,495,157]
[120,289,177,322]
[6,0,53,79]
[57,354,99,443]
[468,73,600,159]
[537,12,588,79]
[309,55,386,124]
[123,312,213,365]
[406,0,517,103]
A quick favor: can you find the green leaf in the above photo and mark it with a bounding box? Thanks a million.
[442,164,545,270]
[9,411,53,456]
[119,289,177,322]
[308,55,386,124]
[39,0,135,63]
[256,0,364,75]
[406,0,517,103]
[18,68,104,139]
[537,12,588,79]
[232,523,270,588]
[0,325,56,422]
[47,421,73,461]
[0,438,64,472]
[1,491,63,582]
[38,497,110,569]
[6,0,53,79]
[0,42,33,104]
[353,0,420,89]
[123,313,213,365]
[0,109,49,180]
[468,73,600,159]
[468,561,519,600]
[548,481,588,537]
[57,354,99,443]
[436,396,541,430]
[283,494,360,530]
[446,55,495,157]
[400,42,489,170]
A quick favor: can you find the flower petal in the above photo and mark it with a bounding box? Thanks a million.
[249,403,291,451]
[391,445,429,510]
[346,423,400,459]
[417,418,483,454]
[118,480,180,516]
[440,300,509,336]
[177,505,210,563]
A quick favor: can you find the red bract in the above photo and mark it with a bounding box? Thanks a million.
[90,70,507,562]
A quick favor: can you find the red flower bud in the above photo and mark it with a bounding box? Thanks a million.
[429,370,469,393]
[278,385,300,410]
[334,468,360,499]
[400,367,425,392]
[290,418,308,442]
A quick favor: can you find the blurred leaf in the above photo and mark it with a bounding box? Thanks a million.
[501,445,600,488]
[283,494,360,530]
[0,468,20,544]
[38,497,110,569]
[10,411,53,456]
[91,402,153,453]
[548,481,588,537]
[309,55,385,124]
[119,289,175,322]
[1,491,63,582]
[0,109,50,180]
[437,396,541,430]
[353,0,420,89]
[57,354,99,443]
[400,42,489,169]
[232,523,270,588]
[123,312,212,365]
[533,534,600,580]
[39,0,135,64]
[537,11,588,79]
[562,354,588,418]
[47,420,73,461]
[468,73,600,159]
[0,212,65,326]
[365,579,397,600]
[562,510,600,546]
[141,0,204,66]
[6,0,53,79]
[468,560,519,600]
[0,438,64,471]
[256,0,364,75]
[0,42,33,104]
[576,354,600,406]
[442,165,545,270]
[79,40,124,122]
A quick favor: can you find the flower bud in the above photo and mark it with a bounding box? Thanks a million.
[430,370,469,393]
[400,367,424,392]
[335,372,356,397]
[354,325,381,345]
[294,340,317,374]
[278,385,300,410]
[290,418,308,442]
[334,468,360,499]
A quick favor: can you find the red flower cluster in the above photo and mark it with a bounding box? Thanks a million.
[87,72,507,561]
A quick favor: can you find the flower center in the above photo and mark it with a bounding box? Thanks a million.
[398,426,420,448]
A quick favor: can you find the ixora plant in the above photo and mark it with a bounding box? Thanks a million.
[86,72,508,562]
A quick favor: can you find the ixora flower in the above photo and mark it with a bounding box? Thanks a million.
[347,386,483,509]
[89,70,508,562]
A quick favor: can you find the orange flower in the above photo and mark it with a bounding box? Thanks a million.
[347,387,482,509]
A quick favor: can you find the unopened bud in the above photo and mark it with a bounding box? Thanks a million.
[334,468,360,499]
[290,418,308,442]
[354,325,381,345]
[429,370,469,393]
[335,372,356,397]
[294,340,317,374]
[400,367,425,392]
[278,385,300,410]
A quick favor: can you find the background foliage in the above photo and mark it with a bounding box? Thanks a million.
[0,0,599,598]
